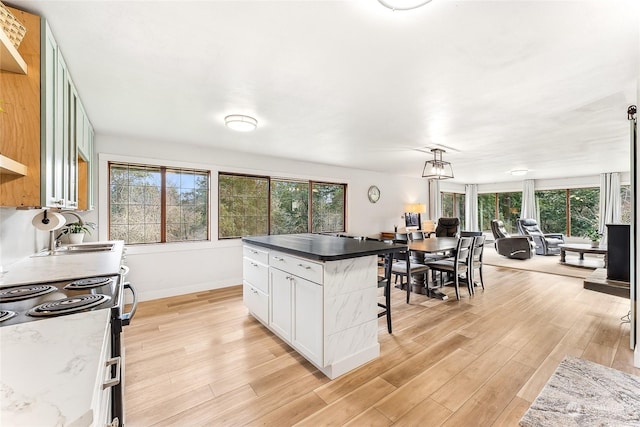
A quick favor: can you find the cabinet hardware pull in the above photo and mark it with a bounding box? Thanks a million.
[298,264,312,270]
[103,356,121,389]
[250,250,258,254]
[274,257,284,261]
[251,262,258,267]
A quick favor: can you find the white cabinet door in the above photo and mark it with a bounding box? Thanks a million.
[86,118,95,210]
[41,22,65,208]
[65,79,78,209]
[41,21,83,209]
[243,282,268,325]
[293,276,323,367]
[269,268,292,342]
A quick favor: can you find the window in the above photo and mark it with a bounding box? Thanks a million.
[478,193,496,233]
[441,192,465,229]
[534,190,567,234]
[568,188,599,236]
[621,185,631,224]
[497,192,521,233]
[109,163,209,244]
[270,179,309,234]
[312,182,346,233]
[533,188,600,236]
[218,173,346,239]
[218,174,269,238]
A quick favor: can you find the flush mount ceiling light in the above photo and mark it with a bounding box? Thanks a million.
[422,148,454,180]
[378,0,433,11]
[510,169,529,176]
[224,114,257,132]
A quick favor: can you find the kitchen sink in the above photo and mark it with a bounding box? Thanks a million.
[32,243,116,257]
[60,243,115,252]
[55,243,115,254]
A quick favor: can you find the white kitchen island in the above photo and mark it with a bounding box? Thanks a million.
[242,234,405,379]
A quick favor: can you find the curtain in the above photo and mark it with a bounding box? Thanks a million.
[520,179,537,220]
[428,179,441,220]
[599,172,621,244]
[465,184,479,231]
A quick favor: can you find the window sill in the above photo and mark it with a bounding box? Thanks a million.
[123,239,241,256]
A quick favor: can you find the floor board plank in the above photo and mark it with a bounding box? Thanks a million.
[123,265,635,426]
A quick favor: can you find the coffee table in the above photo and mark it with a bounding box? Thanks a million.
[558,243,607,269]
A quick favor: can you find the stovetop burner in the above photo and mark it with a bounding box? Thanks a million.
[0,310,16,322]
[28,294,111,317]
[64,277,113,290]
[0,285,57,303]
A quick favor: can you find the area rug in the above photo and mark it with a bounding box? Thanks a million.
[482,246,592,279]
[519,356,640,426]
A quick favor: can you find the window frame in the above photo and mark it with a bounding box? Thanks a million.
[108,161,211,245]
[217,172,347,240]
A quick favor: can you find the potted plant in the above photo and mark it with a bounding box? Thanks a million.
[584,228,602,248]
[58,221,96,244]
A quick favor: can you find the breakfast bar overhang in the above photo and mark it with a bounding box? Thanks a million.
[241,234,405,379]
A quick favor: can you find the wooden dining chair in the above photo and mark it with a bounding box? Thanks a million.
[377,250,394,333]
[426,237,474,300]
[468,235,486,291]
[390,240,430,303]
[363,237,396,333]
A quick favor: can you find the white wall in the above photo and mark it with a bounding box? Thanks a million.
[95,134,428,301]
[0,208,49,271]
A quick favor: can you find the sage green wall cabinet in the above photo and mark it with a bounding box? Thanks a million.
[41,20,94,210]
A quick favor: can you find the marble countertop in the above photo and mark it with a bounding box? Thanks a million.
[0,309,111,427]
[0,241,125,288]
[243,233,406,261]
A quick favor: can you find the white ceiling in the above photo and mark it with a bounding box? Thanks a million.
[14,0,640,183]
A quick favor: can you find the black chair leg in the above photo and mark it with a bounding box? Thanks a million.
[385,279,392,333]
[453,274,460,300]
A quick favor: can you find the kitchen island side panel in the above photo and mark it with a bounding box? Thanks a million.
[242,238,383,379]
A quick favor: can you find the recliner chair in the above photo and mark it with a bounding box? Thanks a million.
[516,218,565,256]
[490,220,535,260]
[435,217,460,237]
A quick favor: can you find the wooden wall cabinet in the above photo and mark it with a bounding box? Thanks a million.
[0,8,95,210]
[0,7,41,207]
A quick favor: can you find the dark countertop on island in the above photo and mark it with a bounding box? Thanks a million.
[242,234,407,261]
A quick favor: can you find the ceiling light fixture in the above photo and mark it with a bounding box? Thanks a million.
[378,0,433,11]
[422,148,454,180]
[510,169,529,176]
[225,114,257,132]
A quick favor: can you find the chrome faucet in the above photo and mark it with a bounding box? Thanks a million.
[60,211,85,226]
[47,210,86,252]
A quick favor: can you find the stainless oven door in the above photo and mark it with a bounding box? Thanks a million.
[112,265,138,426]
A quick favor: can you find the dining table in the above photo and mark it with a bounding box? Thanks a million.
[407,236,459,300]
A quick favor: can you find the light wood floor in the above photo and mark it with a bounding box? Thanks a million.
[123,265,637,426]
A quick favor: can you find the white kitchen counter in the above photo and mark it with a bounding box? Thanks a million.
[0,241,125,287]
[0,309,111,427]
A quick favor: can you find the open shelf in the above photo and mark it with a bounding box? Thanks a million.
[0,27,27,74]
[0,154,28,175]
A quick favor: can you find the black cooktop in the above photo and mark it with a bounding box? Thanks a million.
[0,275,120,327]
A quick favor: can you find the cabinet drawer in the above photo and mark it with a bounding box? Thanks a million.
[243,245,269,265]
[270,252,324,285]
[243,281,268,324]
[243,257,269,293]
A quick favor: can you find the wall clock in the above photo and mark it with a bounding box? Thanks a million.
[367,185,381,203]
